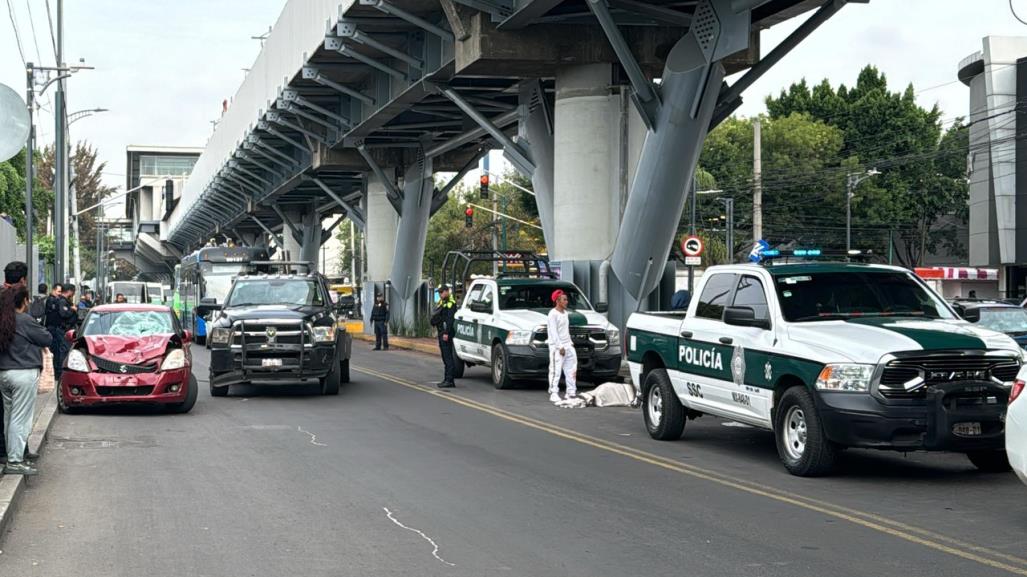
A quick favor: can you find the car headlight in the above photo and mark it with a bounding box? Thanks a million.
[210,327,232,345]
[606,328,620,347]
[816,363,874,392]
[312,325,336,343]
[161,349,186,371]
[66,349,90,373]
[506,330,533,346]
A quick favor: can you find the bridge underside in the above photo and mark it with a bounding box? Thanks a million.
[163,0,857,328]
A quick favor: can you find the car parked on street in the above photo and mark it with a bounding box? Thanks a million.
[950,299,1027,348]
[60,304,197,413]
[1009,370,1027,486]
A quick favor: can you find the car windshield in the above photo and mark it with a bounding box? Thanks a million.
[498,285,590,310]
[83,311,175,337]
[225,279,324,308]
[775,271,955,322]
[977,308,1027,335]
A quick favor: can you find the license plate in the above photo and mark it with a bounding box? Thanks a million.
[261,358,283,368]
[953,422,982,437]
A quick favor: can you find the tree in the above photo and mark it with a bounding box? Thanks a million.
[764,65,968,267]
[0,148,53,241]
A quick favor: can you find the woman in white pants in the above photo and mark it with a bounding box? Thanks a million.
[0,286,51,475]
[547,290,577,403]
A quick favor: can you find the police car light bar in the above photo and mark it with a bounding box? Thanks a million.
[755,248,872,264]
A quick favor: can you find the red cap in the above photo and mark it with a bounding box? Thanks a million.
[551,289,565,303]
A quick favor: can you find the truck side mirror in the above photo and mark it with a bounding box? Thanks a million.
[594,302,609,313]
[723,306,771,330]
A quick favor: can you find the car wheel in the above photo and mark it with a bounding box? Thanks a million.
[491,343,514,390]
[57,383,78,414]
[339,358,351,384]
[170,374,198,414]
[321,362,341,396]
[209,372,229,397]
[967,449,1011,472]
[642,369,685,440]
[774,387,839,477]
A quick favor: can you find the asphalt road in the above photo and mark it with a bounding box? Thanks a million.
[2,343,1026,577]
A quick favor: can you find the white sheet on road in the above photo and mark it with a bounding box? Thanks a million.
[555,382,638,408]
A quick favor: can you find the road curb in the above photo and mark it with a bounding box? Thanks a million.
[0,390,58,547]
[352,332,439,356]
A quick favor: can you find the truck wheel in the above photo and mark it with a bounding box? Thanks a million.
[209,372,229,397]
[774,387,839,477]
[491,343,514,389]
[967,450,1011,472]
[170,374,198,414]
[452,357,465,379]
[321,362,341,395]
[339,358,351,383]
[643,369,685,440]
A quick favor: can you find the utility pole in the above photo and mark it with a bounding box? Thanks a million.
[25,63,35,289]
[53,0,66,284]
[688,175,696,294]
[753,118,762,241]
[484,154,497,276]
[718,197,734,262]
[846,168,880,253]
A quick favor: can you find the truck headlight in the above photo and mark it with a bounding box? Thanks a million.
[66,349,90,373]
[312,325,336,343]
[506,330,533,346]
[606,328,620,347]
[816,363,874,392]
[160,349,186,371]
[210,328,232,345]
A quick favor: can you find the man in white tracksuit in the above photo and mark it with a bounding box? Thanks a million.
[547,289,577,403]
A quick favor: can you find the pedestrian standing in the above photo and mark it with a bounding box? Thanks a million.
[547,290,577,403]
[0,285,50,475]
[30,283,48,323]
[371,294,390,351]
[431,285,458,388]
[0,262,29,465]
[44,283,76,381]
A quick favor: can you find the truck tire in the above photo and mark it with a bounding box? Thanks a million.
[967,449,1011,472]
[169,374,198,414]
[339,358,351,384]
[774,387,839,477]
[452,357,466,379]
[209,371,229,397]
[643,369,685,440]
[491,343,514,390]
[321,362,341,395]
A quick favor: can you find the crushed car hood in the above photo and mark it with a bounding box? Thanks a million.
[84,335,173,364]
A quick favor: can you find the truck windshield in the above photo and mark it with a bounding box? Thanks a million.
[224,279,324,308]
[977,308,1027,335]
[775,271,955,322]
[498,285,590,310]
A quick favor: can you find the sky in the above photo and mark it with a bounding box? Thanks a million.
[2,0,1027,201]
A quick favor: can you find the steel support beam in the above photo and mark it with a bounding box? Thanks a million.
[436,86,534,173]
[252,139,297,166]
[260,122,313,154]
[389,144,434,327]
[228,160,274,188]
[284,103,342,131]
[322,214,347,244]
[249,215,284,247]
[498,0,564,29]
[369,0,455,42]
[424,109,519,158]
[517,79,555,251]
[431,148,486,215]
[272,205,303,243]
[586,0,659,125]
[711,0,848,127]
[338,23,423,70]
[356,145,404,214]
[237,151,283,177]
[291,94,352,127]
[309,177,367,230]
[244,143,295,171]
[305,67,376,106]
[267,112,328,145]
[327,37,407,82]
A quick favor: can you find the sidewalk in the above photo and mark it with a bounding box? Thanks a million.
[352,331,438,355]
[0,357,60,546]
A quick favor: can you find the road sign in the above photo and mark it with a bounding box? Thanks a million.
[684,256,701,266]
[681,235,703,257]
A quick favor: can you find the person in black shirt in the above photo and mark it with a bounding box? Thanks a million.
[44,283,76,380]
[371,294,390,351]
[1,261,29,463]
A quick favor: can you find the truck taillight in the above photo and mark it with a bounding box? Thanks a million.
[622,328,630,358]
[1011,380,1025,404]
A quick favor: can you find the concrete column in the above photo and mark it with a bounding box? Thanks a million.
[298,208,320,269]
[552,64,622,261]
[365,168,398,282]
[282,213,302,262]
[389,154,434,329]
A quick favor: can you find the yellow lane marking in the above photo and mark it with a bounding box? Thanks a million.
[356,365,1027,576]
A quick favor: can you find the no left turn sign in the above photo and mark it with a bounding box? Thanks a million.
[681,235,703,257]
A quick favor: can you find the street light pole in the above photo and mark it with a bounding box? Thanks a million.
[846,168,880,253]
[54,0,66,284]
[24,63,35,289]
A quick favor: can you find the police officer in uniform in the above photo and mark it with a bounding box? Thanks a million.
[432,285,458,388]
[44,283,76,380]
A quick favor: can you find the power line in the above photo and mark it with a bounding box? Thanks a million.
[1012,0,1027,25]
[43,0,56,61]
[6,0,26,66]
[24,0,41,65]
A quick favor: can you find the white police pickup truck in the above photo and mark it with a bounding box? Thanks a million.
[626,256,1023,476]
[452,277,621,389]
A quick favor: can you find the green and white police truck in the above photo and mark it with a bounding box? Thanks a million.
[626,250,1022,476]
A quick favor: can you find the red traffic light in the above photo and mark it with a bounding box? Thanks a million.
[479,174,490,186]
[465,207,474,217]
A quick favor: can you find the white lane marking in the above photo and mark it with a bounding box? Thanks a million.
[297,426,327,447]
[383,507,456,567]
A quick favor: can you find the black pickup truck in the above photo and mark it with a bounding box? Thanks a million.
[206,272,352,396]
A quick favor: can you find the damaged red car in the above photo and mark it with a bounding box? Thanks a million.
[59,304,197,414]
